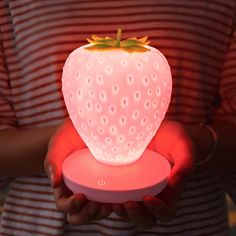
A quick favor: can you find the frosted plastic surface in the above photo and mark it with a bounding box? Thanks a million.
[62,45,172,166]
[63,148,170,203]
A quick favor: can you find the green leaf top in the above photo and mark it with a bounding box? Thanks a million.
[85,28,150,53]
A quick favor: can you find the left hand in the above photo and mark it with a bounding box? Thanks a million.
[45,117,112,225]
[113,120,195,228]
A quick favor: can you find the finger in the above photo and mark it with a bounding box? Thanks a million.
[171,137,195,179]
[45,117,86,187]
[94,203,112,220]
[53,183,87,213]
[67,201,100,225]
[143,196,176,222]
[159,137,195,205]
[87,201,100,218]
[113,204,129,220]
[124,201,156,229]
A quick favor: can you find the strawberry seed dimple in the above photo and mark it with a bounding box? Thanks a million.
[112,147,118,153]
[95,103,102,112]
[137,131,144,140]
[147,124,153,130]
[125,141,133,149]
[116,155,124,161]
[99,91,107,102]
[144,100,151,110]
[98,143,104,149]
[151,72,157,81]
[86,100,93,110]
[86,61,93,70]
[136,61,143,70]
[109,105,116,115]
[141,55,148,62]
[132,110,139,119]
[98,127,104,134]
[126,74,134,85]
[156,87,161,96]
[81,122,87,131]
[112,84,119,95]
[152,100,158,108]
[134,91,141,102]
[161,97,166,107]
[70,92,74,100]
[96,147,102,154]
[101,115,108,125]
[109,125,117,135]
[121,97,129,108]
[119,116,127,126]
[153,61,159,70]
[76,89,83,100]
[91,131,97,139]
[86,76,93,86]
[78,108,83,116]
[129,126,136,135]
[87,118,94,126]
[105,137,112,145]
[99,57,105,64]
[75,71,80,80]
[110,54,117,59]
[121,59,128,67]
[163,78,167,86]
[129,148,135,155]
[141,117,147,126]
[154,110,159,119]
[138,141,144,147]
[105,66,113,75]
[89,90,95,98]
[142,76,150,86]
[148,88,153,96]
[96,75,103,85]
[117,135,125,143]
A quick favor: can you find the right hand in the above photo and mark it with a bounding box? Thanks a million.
[44,117,112,225]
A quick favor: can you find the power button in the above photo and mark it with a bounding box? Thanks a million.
[97,179,106,186]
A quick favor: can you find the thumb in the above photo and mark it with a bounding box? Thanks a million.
[158,137,195,206]
[45,145,64,188]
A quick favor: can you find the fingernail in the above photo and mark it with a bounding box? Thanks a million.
[50,172,55,185]
[75,200,83,209]
[47,165,55,186]
[88,203,97,216]
[75,194,87,207]
[75,199,86,209]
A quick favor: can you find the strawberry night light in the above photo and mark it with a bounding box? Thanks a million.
[62,29,172,203]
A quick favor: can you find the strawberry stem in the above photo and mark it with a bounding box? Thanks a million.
[116,28,122,48]
[86,29,150,52]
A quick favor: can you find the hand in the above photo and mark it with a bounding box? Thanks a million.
[44,117,112,225]
[113,120,195,228]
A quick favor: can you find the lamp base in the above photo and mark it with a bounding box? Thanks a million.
[62,148,171,203]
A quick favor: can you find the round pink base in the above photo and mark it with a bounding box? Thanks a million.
[62,148,171,203]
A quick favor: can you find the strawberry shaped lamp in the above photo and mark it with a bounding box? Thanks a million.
[62,29,172,203]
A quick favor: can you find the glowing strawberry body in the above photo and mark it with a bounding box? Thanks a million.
[62,43,172,166]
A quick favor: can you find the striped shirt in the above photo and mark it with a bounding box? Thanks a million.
[0,0,236,235]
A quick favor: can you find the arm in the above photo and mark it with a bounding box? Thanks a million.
[0,26,59,177]
[186,120,236,171]
[185,23,236,171]
[0,126,58,176]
